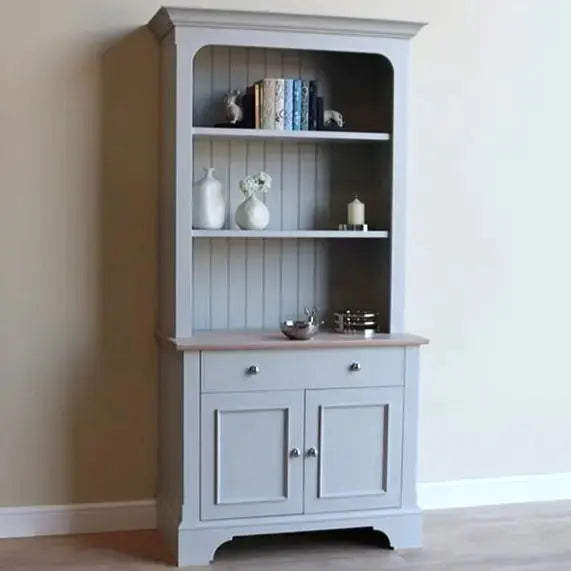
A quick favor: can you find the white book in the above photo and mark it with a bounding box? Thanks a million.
[261,78,276,129]
[274,79,285,130]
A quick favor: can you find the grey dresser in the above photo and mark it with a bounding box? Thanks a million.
[148,7,427,567]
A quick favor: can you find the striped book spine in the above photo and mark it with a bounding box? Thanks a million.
[300,80,309,130]
[284,79,294,130]
[292,79,302,131]
[274,79,285,130]
[261,78,276,129]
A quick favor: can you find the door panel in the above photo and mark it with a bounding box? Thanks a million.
[201,391,304,520]
[304,387,403,513]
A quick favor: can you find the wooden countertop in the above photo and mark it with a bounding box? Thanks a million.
[158,330,429,351]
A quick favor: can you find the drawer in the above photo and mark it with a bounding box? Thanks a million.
[201,347,404,393]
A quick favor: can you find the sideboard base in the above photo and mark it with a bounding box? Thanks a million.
[165,508,422,567]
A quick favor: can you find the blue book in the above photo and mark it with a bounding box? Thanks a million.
[292,79,302,131]
[284,79,294,130]
[300,80,309,130]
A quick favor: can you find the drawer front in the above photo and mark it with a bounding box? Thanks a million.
[201,347,404,393]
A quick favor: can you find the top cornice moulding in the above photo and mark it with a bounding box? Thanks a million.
[148,6,427,41]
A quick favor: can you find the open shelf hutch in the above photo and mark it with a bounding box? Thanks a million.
[149,7,427,567]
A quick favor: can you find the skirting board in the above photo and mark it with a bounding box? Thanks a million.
[0,500,156,539]
[418,472,571,510]
[1,473,570,539]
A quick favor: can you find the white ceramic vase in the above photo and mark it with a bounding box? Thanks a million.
[235,194,270,230]
[192,167,226,229]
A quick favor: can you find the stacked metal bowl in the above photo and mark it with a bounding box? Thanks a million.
[333,309,378,337]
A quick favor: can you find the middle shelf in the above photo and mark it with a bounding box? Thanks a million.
[191,230,389,239]
[193,127,391,143]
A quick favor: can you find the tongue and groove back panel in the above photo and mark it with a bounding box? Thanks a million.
[191,46,394,331]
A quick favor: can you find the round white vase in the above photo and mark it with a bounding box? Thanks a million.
[235,194,270,230]
[192,167,226,229]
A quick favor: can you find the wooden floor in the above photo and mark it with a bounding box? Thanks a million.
[1,501,570,570]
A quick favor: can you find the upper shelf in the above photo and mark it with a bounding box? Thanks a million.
[193,127,391,143]
[192,230,389,239]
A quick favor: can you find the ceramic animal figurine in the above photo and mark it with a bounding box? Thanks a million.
[224,89,244,125]
[323,109,344,129]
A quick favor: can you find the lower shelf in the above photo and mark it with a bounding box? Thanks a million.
[191,230,389,239]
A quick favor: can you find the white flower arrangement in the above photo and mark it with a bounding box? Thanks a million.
[239,171,272,199]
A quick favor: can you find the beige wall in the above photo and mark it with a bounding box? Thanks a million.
[1,0,570,507]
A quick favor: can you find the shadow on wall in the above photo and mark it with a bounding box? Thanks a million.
[67,27,159,504]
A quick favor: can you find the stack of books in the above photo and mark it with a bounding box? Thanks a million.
[240,78,324,130]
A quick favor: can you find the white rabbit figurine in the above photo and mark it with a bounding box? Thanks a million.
[224,89,244,125]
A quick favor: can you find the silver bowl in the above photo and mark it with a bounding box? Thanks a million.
[280,320,320,340]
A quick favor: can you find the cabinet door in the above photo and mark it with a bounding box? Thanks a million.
[201,391,304,520]
[304,387,403,514]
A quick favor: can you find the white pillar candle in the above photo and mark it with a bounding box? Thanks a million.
[347,196,365,225]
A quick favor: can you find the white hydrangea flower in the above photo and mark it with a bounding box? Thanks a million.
[239,171,272,198]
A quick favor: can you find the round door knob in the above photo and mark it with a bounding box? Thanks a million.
[350,362,361,372]
[307,447,319,458]
[289,448,301,458]
[247,365,260,375]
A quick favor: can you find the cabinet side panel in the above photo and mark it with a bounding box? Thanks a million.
[389,49,410,332]
[182,352,201,526]
[158,343,183,521]
[158,35,176,335]
[401,347,420,510]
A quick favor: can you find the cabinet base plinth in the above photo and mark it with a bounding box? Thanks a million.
[169,510,422,567]
[178,528,233,567]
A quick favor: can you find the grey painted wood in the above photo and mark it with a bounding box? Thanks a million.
[193,127,390,141]
[173,34,194,337]
[263,143,282,231]
[210,239,229,329]
[401,347,421,510]
[201,391,304,520]
[192,237,330,330]
[150,7,426,567]
[245,239,264,329]
[148,7,427,42]
[192,230,389,238]
[191,239,210,330]
[157,34,177,336]
[262,240,282,328]
[181,352,201,527]
[190,46,397,332]
[304,387,404,514]
[192,47,394,134]
[228,238,247,328]
[193,143,347,230]
[157,344,183,524]
[201,347,404,392]
[387,45,410,333]
[178,509,420,566]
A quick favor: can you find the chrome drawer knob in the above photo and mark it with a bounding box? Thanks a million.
[350,362,361,372]
[307,447,319,458]
[290,448,301,458]
[247,365,260,375]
